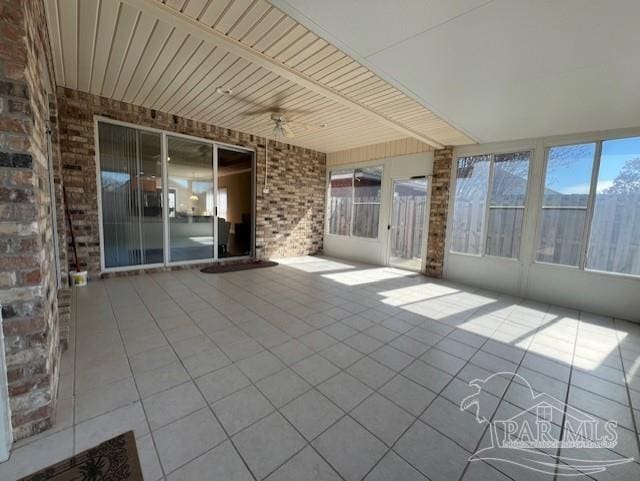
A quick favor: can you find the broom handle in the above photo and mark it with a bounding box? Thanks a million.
[63,186,80,273]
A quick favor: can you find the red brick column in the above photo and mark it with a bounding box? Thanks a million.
[425,147,454,278]
[0,0,62,440]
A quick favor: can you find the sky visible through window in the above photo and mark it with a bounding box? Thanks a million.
[548,137,640,194]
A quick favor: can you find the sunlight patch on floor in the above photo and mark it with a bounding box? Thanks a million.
[322,267,415,286]
[276,257,357,273]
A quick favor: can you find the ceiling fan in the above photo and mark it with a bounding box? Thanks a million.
[267,112,326,139]
[220,89,326,139]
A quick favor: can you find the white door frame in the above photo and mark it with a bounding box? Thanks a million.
[386,176,431,272]
[0,309,13,461]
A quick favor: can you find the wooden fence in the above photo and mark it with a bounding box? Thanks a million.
[389,196,427,259]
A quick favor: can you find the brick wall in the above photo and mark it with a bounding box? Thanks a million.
[48,97,71,348]
[56,88,326,277]
[0,0,63,440]
[425,147,454,278]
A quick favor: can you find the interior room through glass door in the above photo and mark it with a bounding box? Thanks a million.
[388,177,428,271]
[217,147,254,258]
[167,136,215,262]
[98,122,163,269]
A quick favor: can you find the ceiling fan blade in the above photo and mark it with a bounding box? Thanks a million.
[280,109,316,118]
[242,108,282,116]
[282,123,295,138]
[287,119,326,131]
[243,107,317,117]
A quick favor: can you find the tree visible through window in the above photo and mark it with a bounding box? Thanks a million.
[537,136,640,276]
[450,151,530,258]
[536,143,596,266]
[586,137,640,276]
[450,155,490,255]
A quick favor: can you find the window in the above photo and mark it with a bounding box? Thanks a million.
[586,137,640,276]
[353,167,382,238]
[327,166,383,238]
[450,151,530,258]
[486,152,530,258]
[536,143,596,266]
[537,136,640,276]
[328,170,353,236]
[450,155,490,255]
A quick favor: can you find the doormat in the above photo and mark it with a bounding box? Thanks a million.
[19,431,143,481]
[201,260,278,274]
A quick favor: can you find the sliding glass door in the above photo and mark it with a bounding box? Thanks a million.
[217,147,254,258]
[97,120,254,272]
[166,136,215,262]
[98,122,163,269]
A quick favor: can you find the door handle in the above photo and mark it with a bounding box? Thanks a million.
[387,225,391,230]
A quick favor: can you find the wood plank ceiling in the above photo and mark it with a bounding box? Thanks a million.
[45,0,473,153]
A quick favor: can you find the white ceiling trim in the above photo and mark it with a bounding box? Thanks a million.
[120,0,445,149]
[269,0,479,144]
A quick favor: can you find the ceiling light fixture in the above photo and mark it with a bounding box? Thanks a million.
[216,87,233,95]
[273,123,285,138]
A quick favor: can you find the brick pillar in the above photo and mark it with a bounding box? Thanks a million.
[425,146,454,278]
[0,0,61,440]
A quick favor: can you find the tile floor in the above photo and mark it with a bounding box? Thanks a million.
[2,256,640,481]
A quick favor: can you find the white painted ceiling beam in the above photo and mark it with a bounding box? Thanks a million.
[121,0,444,149]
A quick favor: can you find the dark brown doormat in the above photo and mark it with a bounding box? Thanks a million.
[19,431,142,481]
[201,260,278,274]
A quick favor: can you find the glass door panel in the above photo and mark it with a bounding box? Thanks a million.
[388,178,428,271]
[167,136,215,262]
[139,131,163,264]
[98,122,162,268]
[217,147,253,257]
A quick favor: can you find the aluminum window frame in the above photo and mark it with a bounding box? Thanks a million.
[449,149,533,260]
[534,141,599,270]
[534,136,640,278]
[326,165,384,241]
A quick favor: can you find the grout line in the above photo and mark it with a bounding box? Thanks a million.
[143,269,347,481]
[551,312,581,481]
[62,264,633,481]
[128,274,261,481]
[454,316,544,481]
[103,281,169,481]
[361,320,505,481]
[613,318,640,459]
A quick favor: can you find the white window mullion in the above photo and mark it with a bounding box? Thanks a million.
[350,170,355,237]
[161,133,170,266]
[481,154,496,256]
[580,141,603,270]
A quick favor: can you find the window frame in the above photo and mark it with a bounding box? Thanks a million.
[534,136,640,279]
[534,141,599,269]
[326,165,384,241]
[449,149,533,260]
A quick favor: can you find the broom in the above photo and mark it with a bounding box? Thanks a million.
[63,186,80,273]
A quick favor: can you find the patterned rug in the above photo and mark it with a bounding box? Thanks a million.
[201,259,278,274]
[19,431,143,481]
